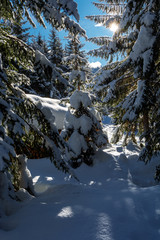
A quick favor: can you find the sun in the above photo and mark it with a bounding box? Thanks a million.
[110,23,119,32]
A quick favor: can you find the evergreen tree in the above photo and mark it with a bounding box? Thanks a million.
[89,1,160,178]
[32,49,69,98]
[11,12,31,43]
[0,0,86,214]
[31,33,49,56]
[62,35,108,168]
[48,29,63,66]
[30,33,68,98]
[61,90,108,168]
[64,34,91,92]
[1,8,31,43]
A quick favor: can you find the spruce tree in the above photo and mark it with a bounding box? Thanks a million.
[61,90,108,168]
[88,1,160,178]
[31,34,68,98]
[0,0,86,214]
[32,33,49,56]
[62,34,108,168]
[64,34,91,92]
[48,29,63,66]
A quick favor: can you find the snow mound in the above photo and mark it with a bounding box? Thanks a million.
[15,188,35,201]
[68,130,88,157]
[27,94,68,130]
[70,90,92,109]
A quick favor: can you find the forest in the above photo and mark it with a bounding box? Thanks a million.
[0,0,160,238]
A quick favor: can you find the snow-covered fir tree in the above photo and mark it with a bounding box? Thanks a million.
[29,33,69,98]
[61,90,108,168]
[47,29,70,97]
[64,34,92,92]
[32,48,69,98]
[62,33,108,168]
[30,32,72,98]
[0,0,86,215]
[89,1,160,178]
[31,33,49,57]
[48,29,64,67]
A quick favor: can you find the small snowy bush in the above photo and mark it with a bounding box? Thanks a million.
[61,90,108,168]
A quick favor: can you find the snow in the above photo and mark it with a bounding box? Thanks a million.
[67,130,87,157]
[70,90,92,109]
[69,70,86,83]
[1,94,160,239]
[142,12,155,27]
[17,155,36,198]
[64,111,92,135]
[35,50,52,67]
[79,115,93,135]
[1,122,160,239]
[27,94,101,132]
[27,94,68,130]
[130,24,156,75]
[134,80,145,108]
[130,25,155,61]
[58,0,80,22]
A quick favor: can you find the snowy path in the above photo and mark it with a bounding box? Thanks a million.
[0,146,160,240]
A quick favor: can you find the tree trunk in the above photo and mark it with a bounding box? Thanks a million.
[78,82,80,91]
[143,110,149,132]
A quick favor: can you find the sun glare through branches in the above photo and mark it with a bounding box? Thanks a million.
[109,23,119,32]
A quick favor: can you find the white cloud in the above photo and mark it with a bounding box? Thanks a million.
[95,23,103,27]
[89,61,102,68]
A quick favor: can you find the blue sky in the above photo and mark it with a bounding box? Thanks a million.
[27,0,113,67]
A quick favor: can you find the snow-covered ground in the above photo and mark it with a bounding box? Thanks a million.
[0,96,160,240]
[1,135,160,239]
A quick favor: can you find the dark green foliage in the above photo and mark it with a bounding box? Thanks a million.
[11,11,31,43]
[91,0,160,179]
[30,33,69,98]
[64,34,91,92]
[48,29,63,66]
[0,0,86,208]
[32,33,49,56]
[155,165,160,182]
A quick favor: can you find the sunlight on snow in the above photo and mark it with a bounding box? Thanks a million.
[45,177,54,181]
[32,176,40,184]
[89,181,95,186]
[155,209,160,215]
[57,206,74,218]
[96,213,113,240]
[124,198,136,218]
[89,181,102,186]
[95,23,104,27]
[34,183,50,193]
